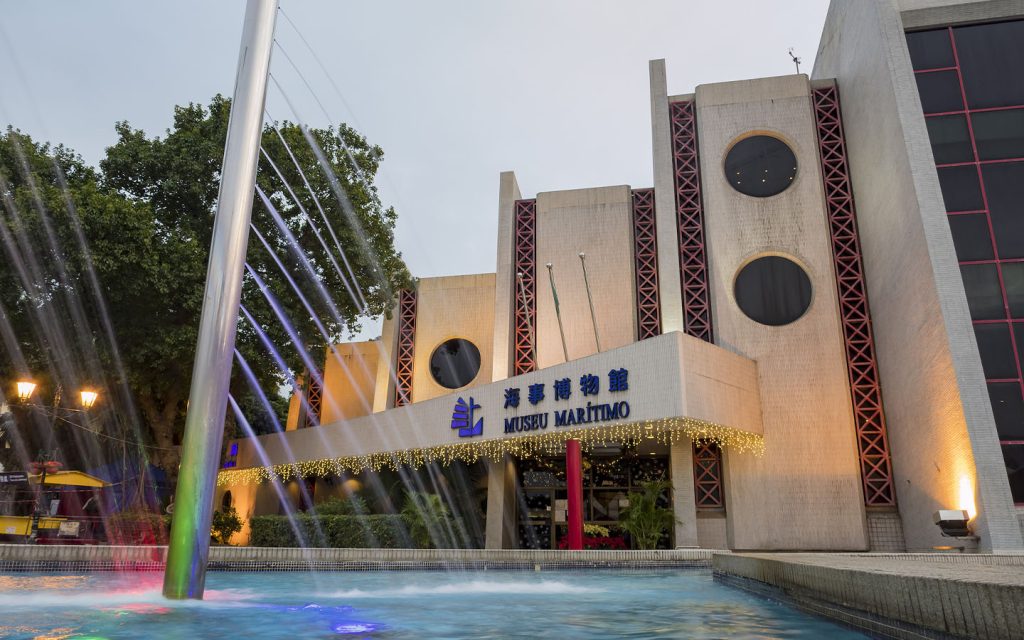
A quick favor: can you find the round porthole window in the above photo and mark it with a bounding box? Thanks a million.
[725,135,798,197]
[734,256,812,326]
[429,338,481,389]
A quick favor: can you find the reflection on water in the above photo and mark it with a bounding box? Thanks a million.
[0,570,866,639]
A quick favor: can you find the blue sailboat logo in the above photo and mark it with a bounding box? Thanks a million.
[451,397,483,437]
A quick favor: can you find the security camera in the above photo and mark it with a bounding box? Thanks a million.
[933,509,971,537]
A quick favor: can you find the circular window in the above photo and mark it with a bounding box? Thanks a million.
[429,338,481,389]
[725,135,798,197]
[734,256,812,326]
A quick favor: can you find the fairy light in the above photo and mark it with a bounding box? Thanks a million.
[216,417,765,486]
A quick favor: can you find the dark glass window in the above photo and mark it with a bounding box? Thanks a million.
[949,214,994,262]
[1015,324,1024,371]
[980,163,1024,259]
[915,70,963,114]
[724,136,797,198]
[1003,445,1024,503]
[937,165,983,212]
[989,382,1024,439]
[971,109,1024,161]
[975,323,1018,379]
[429,338,481,389]
[906,29,954,70]
[926,115,974,164]
[954,21,1024,109]
[960,263,1005,320]
[1003,263,1024,319]
[734,256,812,326]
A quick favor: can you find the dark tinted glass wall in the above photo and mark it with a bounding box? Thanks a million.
[908,23,1024,502]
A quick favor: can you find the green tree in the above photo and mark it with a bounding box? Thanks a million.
[0,96,410,476]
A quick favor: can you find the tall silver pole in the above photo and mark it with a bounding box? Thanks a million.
[578,252,601,353]
[163,0,278,600]
[546,263,570,363]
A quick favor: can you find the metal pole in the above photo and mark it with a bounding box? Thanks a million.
[163,0,278,600]
[516,272,537,368]
[565,439,583,551]
[546,263,569,363]
[28,384,61,544]
[578,252,601,353]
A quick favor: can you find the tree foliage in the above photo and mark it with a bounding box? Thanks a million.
[0,96,410,476]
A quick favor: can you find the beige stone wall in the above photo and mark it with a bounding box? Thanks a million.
[696,513,728,549]
[491,172,521,382]
[695,74,868,550]
[649,60,687,334]
[535,186,637,369]
[410,274,496,403]
[372,311,398,413]
[319,341,379,424]
[813,0,1023,552]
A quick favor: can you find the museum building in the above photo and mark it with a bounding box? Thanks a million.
[218,0,1024,553]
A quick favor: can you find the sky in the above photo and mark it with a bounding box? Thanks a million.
[0,0,830,336]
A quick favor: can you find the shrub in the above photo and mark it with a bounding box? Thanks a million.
[107,510,169,545]
[401,492,454,549]
[249,514,408,548]
[211,506,242,545]
[314,495,369,516]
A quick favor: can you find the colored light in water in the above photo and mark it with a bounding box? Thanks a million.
[333,622,379,634]
[959,476,976,520]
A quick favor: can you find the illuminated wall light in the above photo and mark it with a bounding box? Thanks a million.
[959,475,977,520]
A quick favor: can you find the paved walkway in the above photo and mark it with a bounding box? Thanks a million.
[738,552,1024,585]
[714,552,1024,639]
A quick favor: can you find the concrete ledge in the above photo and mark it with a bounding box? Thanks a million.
[713,553,1024,640]
[0,544,717,572]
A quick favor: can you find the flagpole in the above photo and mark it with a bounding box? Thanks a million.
[546,263,569,363]
[578,252,601,353]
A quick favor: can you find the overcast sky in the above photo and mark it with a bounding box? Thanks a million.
[0,0,830,335]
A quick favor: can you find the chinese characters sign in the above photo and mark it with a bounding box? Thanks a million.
[502,368,631,434]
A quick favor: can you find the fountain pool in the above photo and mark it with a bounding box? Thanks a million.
[0,569,865,639]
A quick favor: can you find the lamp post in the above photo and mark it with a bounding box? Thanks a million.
[14,380,98,543]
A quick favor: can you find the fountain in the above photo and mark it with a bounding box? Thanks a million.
[162,0,278,600]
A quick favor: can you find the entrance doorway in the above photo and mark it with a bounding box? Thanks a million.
[516,446,669,549]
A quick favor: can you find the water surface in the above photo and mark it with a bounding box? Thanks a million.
[0,570,866,639]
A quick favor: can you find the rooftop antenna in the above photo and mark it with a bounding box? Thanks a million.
[788,48,802,74]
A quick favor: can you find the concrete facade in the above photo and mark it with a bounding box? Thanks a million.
[231,332,763,472]
[813,0,1023,552]
[409,274,496,403]
[694,74,868,551]
[534,186,637,368]
[222,0,1024,555]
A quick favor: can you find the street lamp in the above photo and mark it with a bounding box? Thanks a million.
[16,381,36,402]
[80,390,98,410]
[11,381,100,543]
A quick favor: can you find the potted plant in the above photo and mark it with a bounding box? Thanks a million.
[618,480,676,550]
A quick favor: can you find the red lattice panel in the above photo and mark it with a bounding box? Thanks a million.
[812,84,896,507]
[669,100,713,343]
[304,375,323,428]
[393,288,417,407]
[513,199,537,375]
[632,188,662,340]
[693,442,724,509]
